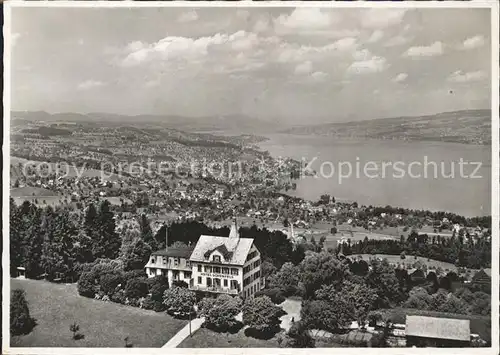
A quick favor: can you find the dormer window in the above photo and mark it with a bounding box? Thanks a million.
[213,255,221,263]
[151,257,156,264]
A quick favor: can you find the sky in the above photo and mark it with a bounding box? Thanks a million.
[10,7,492,124]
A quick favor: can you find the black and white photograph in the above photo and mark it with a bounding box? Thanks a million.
[3,2,499,352]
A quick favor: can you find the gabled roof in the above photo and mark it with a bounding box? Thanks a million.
[190,235,254,265]
[472,269,491,283]
[405,316,470,341]
[151,246,194,259]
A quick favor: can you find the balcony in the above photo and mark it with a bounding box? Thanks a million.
[189,285,240,295]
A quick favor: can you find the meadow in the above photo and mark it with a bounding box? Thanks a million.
[10,279,186,348]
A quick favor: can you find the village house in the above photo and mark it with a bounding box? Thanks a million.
[144,220,263,299]
[144,245,194,288]
[189,221,263,299]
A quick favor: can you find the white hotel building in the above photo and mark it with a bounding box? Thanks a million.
[145,222,263,299]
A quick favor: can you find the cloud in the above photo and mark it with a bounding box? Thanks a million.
[353,49,373,61]
[121,31,261,67]
[448,70,486,83]
[275,8,335,32]
[360,9,407,29]
[178,10,199,23]
[311,71,328,81]
[368,30,384,43]
[77,80,105,90]
[294,61,313,75]
[460,35,485,50]
[404,41,444,58]
[253,17,270,33]
[347,56,387,75]
[392,73,408,83]
[276,37,358,63]
[384,35,411,47]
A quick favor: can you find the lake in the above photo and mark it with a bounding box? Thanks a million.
[259,134,491,217]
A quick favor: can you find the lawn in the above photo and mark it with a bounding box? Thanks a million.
[178,327,281,348]
[10,278,187,348]
[350,253,458,272]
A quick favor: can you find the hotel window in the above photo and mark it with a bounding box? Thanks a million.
[213,266,221,274]
[230,280,237,289]
[186,261,191,268]
[204,266,212,273]
[162,257,167,264]
[185,272,191,279]
[213,255,221,263]
[174,258,179,266]
[151,258,156,264]
[223,279,228,287]
[198,276,202,284]
[222,267,229,274]
[231,268,239,275]
[207,277,212,287]
[197,265,202,272]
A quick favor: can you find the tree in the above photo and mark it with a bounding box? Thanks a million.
[124,277,148,299]
[366,259,403,308]
[78,270,98,298]
[163,286,196,316]
[10,198,23,276]
[404,287,432,310]
[268,262,299,296]
[122,239,152,271]
[10,289,36,336]
[438,294,469,314]
[286,321,315,348]
[341,281,378,328]
[69,322,83,340]
[242,296,284,337]
[198,294,242,332]
[148,276,169,302]
[99,271,124,296]
[139,214,157,251]
[298,252,349,299]
[88,201,122,260]
[41,209,78,281]
[300,298,354,333]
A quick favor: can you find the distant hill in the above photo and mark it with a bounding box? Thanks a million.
[283,109,491,145]
[11,111,280,134]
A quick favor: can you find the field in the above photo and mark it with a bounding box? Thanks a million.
[10,279,187,347]
[178,327,281,348]
[349,254,458,272]
[379,307,491,343]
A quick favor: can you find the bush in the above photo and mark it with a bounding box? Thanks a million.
[11,289,37,336]
[163,286,196,317]
[77,271,98,298]
[199,294,243,332]
[287,321,315,348]
[111,289,126,304]
[172,280,188,288]
[124,277,148,299]
[242,296,284,337]
[255,288,286,305]
[99,271,124,295]
[123,269,147,282]
[141,295,157,310]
